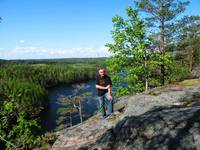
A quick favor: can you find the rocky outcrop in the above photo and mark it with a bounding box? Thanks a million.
[191,67,200,78]
[51,107,125,150]
[94,106,200,150]
[52,79,200,150]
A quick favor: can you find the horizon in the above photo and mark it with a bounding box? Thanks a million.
[0,0,200,60]
[0,56,108,61]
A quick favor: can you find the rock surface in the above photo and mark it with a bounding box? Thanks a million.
[94,106,200,150]
[52,79,200,150]
[191,67,200,78]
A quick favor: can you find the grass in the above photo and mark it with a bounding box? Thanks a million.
[178,79,200,86]
[148,90,161,96]
[147,79,200,96]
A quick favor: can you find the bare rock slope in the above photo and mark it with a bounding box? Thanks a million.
[52,79,200,150]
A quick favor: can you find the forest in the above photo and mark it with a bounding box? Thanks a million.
[106,0,200,96]
[0,0,200,149]
[0,58,104,149]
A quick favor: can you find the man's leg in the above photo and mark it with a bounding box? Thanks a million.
[98,95,106,117]
[105,93,113,115]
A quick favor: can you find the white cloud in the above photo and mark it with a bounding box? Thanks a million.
[0,46,112,60]
[19,40,25,44]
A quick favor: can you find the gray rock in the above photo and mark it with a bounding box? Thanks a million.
[96,106,200,150]
[51,81,200,150]
[191,67,200,78]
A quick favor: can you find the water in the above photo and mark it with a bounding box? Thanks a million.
[40,80,99,131]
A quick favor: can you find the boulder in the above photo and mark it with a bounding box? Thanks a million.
[94,106,200,150]
[51,80,200,150]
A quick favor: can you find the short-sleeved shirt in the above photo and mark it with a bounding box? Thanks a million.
[96,75,112,96]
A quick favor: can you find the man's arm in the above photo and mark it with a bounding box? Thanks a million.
[96,84,110,90]
[107,77,113,100]
[96,77,108,89]
[108,86,112,95]
[107,86,113,100]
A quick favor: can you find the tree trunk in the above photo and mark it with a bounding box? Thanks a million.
[70,112,72,127]
[189,33,196,72]
[79,100,83,123]
[189,47,194,72]
[144,50,148,92]
[145,78,148,92]
[160,8,165,85]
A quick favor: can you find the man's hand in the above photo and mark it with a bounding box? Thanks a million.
[105,85,110,89]
[107,94,113,101]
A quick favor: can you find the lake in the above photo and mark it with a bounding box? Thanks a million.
[40,80,99,132]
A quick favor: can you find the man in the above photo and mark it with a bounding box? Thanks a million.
[96,68,113,119]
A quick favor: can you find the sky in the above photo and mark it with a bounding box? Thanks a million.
[0,0,199,60]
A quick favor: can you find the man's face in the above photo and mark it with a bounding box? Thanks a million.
[99,69,105,77]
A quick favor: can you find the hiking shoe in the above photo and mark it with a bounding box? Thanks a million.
[107,113,114,117]
[100,115,107,120]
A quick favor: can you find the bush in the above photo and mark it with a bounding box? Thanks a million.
[166,63,190,83]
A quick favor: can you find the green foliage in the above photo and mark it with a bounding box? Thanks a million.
[135,0,190,49]
[106,7,174,96]
[135,0,200,73]
[166,63,190,83]
[0,63,97,116]
[0,64,96,88]
[106,7,149,96]
[0,80,48,117]
[55,85,94,131]
[0,60,101,149]
[134,0,190,85]
[148,53,174,86]
[106,1,198,96]
[7,113,39,149]
[175,15,200,70]
[0,100,39,149]
[33,133,57,150]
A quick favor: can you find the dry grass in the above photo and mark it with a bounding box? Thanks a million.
[107,111,123,124]
[178,79,200,86]
[148,79,200,96]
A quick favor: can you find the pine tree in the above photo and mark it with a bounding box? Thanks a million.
[176,16,200,71]
[134,0,190,84]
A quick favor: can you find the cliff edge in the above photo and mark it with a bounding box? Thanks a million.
[52,79,200,150]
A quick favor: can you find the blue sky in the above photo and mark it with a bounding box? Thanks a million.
[0,0,199,59]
